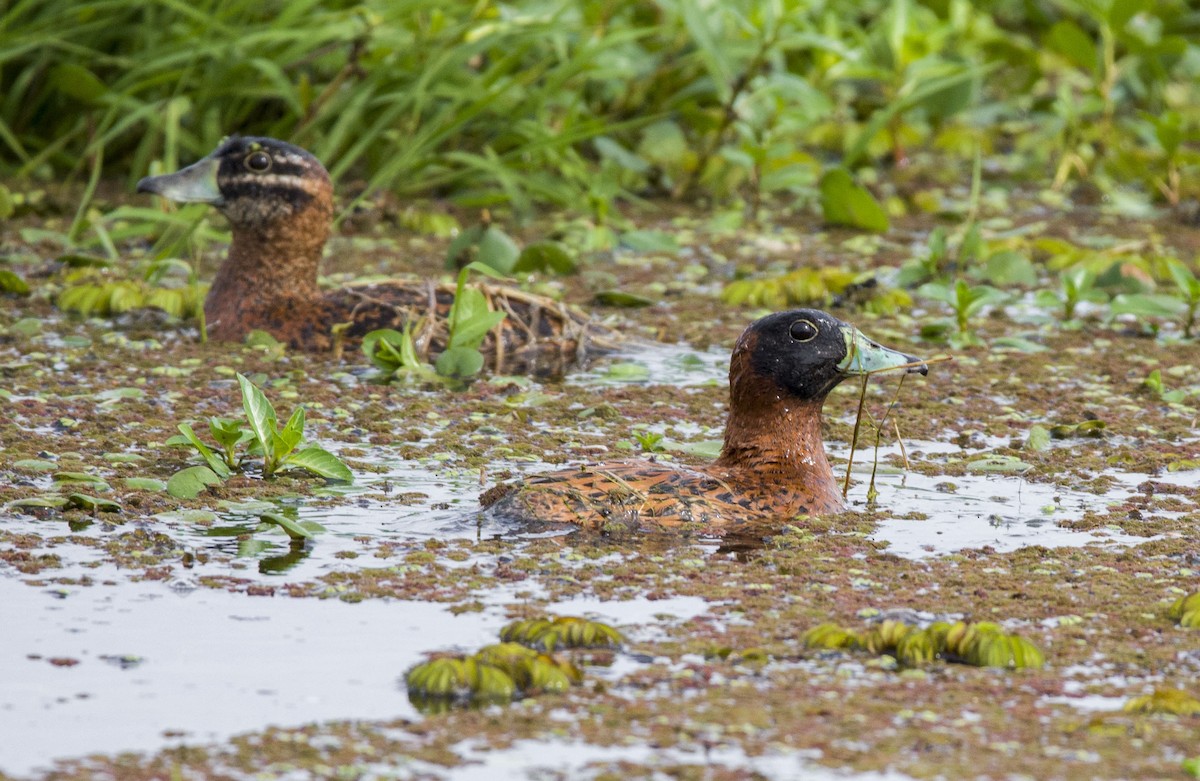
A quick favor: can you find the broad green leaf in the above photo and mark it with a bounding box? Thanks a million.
[208,417,248,450]
[13,459,56,472]
[448,310,506,350]
[620,231,679,254]
[1046,20,1098,74]
[53,471,107,484]
[284,447,354,482]
[436,346,486,378]
[819,169,889,233]
[965,455,1032,474]
[0,269,30,295]
[67,494,121,513]
[513,242,577,275]
[475,226,521,275]
[9,496,69,510]
[259,511,315,540]
[237,373,278,460]
[361,329,408,372]
[177,423,232,478]
[166,465,224,499]
[1111,293,1187,319]
[123,477,167,492]
[1025,425,1051,452]
[279,406,306,452]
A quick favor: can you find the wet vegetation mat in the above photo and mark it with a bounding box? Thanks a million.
[3,0,1200,779]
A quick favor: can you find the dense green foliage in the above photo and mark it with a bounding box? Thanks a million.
[2,0,1197,213]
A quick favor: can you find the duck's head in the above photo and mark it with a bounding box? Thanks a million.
[730,309,927,405]
[136,136,332,232]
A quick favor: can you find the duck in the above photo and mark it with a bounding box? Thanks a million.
[482,309,928,533]
[134,136,607,375]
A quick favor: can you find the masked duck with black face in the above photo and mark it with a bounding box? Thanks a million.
[482,309,929,534]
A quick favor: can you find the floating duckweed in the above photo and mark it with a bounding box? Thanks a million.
[804,618,1045,670]
[802,623,860,650]
[1123,688,1200,716]
[407,616,610,712]
[500,616,624,651]
[473,642,581,692]
[58,280,207,319]
[856,619,912,655]
[721,268,910,314]
[404,656,515,703]
[1168,592,1200,628]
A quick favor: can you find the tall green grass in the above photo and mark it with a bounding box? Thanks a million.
[1,0,1197,215]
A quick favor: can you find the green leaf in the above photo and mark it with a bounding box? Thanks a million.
[620,230,679,254]
[283,447,353,482]
[513,242,577,275]
[13,459,56,472]
[0,269,30,295]
[448,310,507,351]
[9,496,69,510]
[819,168,889,233]
[166,465,224,499]
[51,63,108,103]
[593,290,655,308]
[1025,425,1051,452]
[981,251,1037,287]
[1111,293,1187,319]
[436,346,486,379]
[965,456,1033,474]
[53,471,107,485]
[66,494,121,513]
[361,328,408,372]
[237,373,279,460]
[279,406,306,453]
[209,417,248,450]
[177,423,232,478]
[447,225,520,274]
[123,477,167,492]
[259,511,315,540]
[1046,20,1098,74]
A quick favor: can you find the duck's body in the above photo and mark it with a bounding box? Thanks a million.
[483,310,928,533]
[136,136,603,375]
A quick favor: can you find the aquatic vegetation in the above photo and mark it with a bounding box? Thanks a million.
[500,616,625,652]
[721,268,910,314]
[166,373,352,498]
[361,325,442,385]
[917,280,1009,347]
[1034,267,1108,322]
[1168,593,1200,629]
[633,431,666,453]
[805,618,1045,670]
[405,617,609,711]
[434,264,509,380]
[1123,688,1200,716]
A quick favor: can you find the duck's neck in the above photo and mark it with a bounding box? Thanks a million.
[709,335,845,516]
[204,207,329,338]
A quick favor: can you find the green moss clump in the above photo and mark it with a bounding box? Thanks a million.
[1123,688,1200,716]
[500,616,624,651]
[803,618,1045,670]
[1168,592,1200,628]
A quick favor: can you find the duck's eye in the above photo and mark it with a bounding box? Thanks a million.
[244,151,272,172]
[789,319,818,342]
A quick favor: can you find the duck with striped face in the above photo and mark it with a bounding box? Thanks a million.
[135,136,606,374]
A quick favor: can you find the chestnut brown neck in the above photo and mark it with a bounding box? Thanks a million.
[204,193,332,339]
[710,339,843,512]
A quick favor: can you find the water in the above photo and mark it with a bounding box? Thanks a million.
[0,577,710,777]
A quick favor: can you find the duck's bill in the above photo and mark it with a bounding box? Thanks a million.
[136,154,222,205]
[837,325,928,376]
